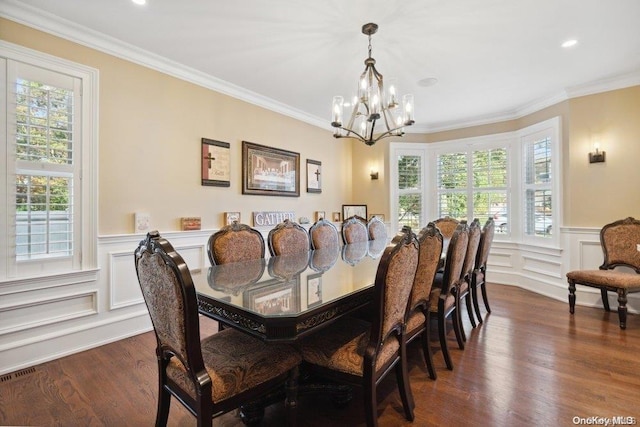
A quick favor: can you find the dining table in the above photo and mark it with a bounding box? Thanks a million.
[193,240,388,343]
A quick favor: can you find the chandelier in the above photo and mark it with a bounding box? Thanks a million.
[331,23,415,146]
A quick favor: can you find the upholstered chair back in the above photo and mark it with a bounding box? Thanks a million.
[461,219,482,282]
[409,222,444,314]
[373,230,419,354]
[368,216,388,241]
[309,218,340,250]
[268,219,310,256]
[342,215,369,244]
[207,221,265,265]
[135,231,204,377]
[476,218,495,272]
[600,217,640,271]
[440,222,469,295]
[434,216,460,239]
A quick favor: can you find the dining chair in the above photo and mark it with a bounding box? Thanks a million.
[430,221,469,370]
[134,231,301,427]
[309,218,340,250]
[471,217,495,324]
[458,218,482,333]
[433,216,460,240]
[268,219,310,256]
[298,228,419,427]
[341,215,369,244]
[566,217,640,329]
[405,222,443,380]
[207,221,265,265]
[367,216,388,241]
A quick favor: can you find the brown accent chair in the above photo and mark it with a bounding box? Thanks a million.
[309,218,340,250]
[207,221,265,265]
[458,218,482,332]
[566,217,640,329]
[430,222,469,370]
[434,216,460,240]
[367,216,388,241]
[405,223,443,380]
[268,219,310,257]
[341,215,369,244]
[134,231,301,427]
[471,218,495,324]
[298,228,419,427]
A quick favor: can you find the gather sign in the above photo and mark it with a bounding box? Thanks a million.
[253,211,295,227]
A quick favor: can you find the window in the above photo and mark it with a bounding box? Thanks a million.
[1,42,97,279]
[520,117,561,243]
[391,146,426,232]
[435,145,509,233]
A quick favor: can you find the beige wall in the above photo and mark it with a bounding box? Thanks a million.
[3,18,639,233]
[1,19,354,234]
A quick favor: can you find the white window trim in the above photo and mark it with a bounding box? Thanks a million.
[0,41,99,280]
[389,142,427,235]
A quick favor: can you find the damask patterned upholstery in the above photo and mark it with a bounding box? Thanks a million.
[309,218,340,250]
[341,216,369,244]
[135,231,301,426]
[405,222,443,380]
[268,219,310,256]
[298,228,419,427]
[434,216,460,239]
[367,216,388,241]
[458,219,482,331]
[207,221,265,265]
[566,217,640,329]
[471,218,495,324]
[430,222,469,370]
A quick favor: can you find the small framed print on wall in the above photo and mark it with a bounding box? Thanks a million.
[342,204,367,221]
[202,138,231,187]
[224,211,241,225]
[307,159,322,193]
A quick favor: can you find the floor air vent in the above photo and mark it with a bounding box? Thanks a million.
[0,367,36,383]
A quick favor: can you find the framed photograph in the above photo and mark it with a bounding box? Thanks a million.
[242,141,300,197]
[342,204,367,221]
[224,211,241,225]
[307,273,322,308]
[244,278,300,315]
[306,159,322,193]
[332,212,341,222]
[315,211,326,221]
[201,138,230,187]
[369,214,385,221]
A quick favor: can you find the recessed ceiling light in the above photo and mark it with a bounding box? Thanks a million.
[418,77,438,87]
[561,39,578,48]
[132,0,146,5]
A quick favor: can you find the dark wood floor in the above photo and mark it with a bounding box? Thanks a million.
[1,283,639,426]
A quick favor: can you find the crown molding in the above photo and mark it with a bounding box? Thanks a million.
[2,0,638,136]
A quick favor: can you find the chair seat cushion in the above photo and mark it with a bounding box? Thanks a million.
[429,287,455,313]
[406,310,426,337]
[567,270,640,290]
[166,328,301,403]
[297,318,399,377]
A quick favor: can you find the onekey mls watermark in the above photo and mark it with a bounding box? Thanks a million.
[573,416,637,426]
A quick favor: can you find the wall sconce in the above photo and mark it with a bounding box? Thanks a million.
[370,170,379,180]
[589,143,606,164]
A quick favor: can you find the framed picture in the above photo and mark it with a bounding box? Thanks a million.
[342,204,367,221]
[244,278,300,315]
[307,273,322,308]
[315,211,326,221]
[332,212,341,222]
[306,159,322,193]
[242,141,300,197]
[201,138,230,187]
[224,211,241,225]
[369,214,385,221]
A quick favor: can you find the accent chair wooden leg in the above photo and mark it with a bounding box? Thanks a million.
[363,377,377,427]
[437,311,453,370]
[466,292,476,328]
[617,289,628,330]
[601,288,611,312]
[568,280,576,314]
[395,353,415,421]
[481,282,492,313]
[422,316,437,380]
[452,306,465,350]
[156,359,171,427]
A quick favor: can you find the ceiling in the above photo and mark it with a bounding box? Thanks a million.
[4,0,640,132]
